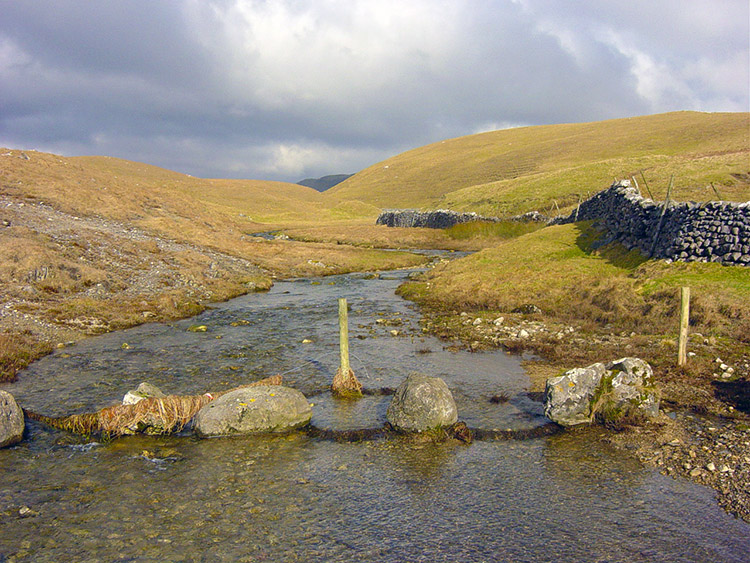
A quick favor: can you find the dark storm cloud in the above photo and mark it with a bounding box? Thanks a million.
[1,0,747,181]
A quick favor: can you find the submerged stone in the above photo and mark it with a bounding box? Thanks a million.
[193,385,312,437]
[0,391,24,448]
[122,382,166,405]
[386,374,458,432]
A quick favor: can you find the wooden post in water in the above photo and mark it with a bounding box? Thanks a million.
[332,298,363,398]
[678,287,690,366]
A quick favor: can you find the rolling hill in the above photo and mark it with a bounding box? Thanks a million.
[324,111,750,216]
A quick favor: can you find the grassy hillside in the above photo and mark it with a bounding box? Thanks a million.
[326,111,749,215]
[2,151,334,225]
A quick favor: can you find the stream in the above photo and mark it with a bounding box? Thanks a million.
[1,267,749,562]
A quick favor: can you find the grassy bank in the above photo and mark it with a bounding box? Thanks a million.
[398,222,750,414]
[284,220,546,252]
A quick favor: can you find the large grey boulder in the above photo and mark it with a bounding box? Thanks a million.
[543,363,608,427]
[386,374,458,432]
[193,386,311,437]
[0,391,25,448]
[544,357,659,427]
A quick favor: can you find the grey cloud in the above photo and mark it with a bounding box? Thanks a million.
[0,1,747,182]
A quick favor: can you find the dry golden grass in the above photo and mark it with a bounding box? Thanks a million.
[283,221,543,251]
[0,332,53,382]
[326,111,750,214]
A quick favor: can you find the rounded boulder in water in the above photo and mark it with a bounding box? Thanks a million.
[193,386,312,437]
[386,374,458,432]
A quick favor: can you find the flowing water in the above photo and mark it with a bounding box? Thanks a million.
[1,268,749,562]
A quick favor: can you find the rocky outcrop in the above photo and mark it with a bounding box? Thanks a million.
[544,357,659,427]
[0,391,25,447]
[193,385,312,437]
[386,374,458,432]
[555,181,750,266]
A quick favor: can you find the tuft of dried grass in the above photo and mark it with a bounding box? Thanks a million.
[0,333,53,382]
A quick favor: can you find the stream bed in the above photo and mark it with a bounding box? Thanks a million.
[2,268,749,562]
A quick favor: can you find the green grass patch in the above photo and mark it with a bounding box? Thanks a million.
[445,220,544,240]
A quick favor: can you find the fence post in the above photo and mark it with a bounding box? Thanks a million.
[678,287,690,366]
[339,298,350,374]
[332,298,363,398]
[649,175,673,258]
[639,170,654,200]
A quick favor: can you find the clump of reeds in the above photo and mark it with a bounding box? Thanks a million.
[0,333,53,383]
[23,375,282,437]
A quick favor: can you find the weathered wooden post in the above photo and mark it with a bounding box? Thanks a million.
[649,175,674,258]
[678,286,690,366]
[639,170,654,200]
[332,298,363,398]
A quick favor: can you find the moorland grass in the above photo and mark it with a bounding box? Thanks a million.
[444,220,545,240]
[326,111,749,215]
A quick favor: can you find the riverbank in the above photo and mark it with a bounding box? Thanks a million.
[410,304,750,522]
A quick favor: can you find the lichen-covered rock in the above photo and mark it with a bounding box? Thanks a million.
[193,386,311,437]
[386,374,458,432]
[0,391,24,448]
[544,357,659,427]
[123,382,166,405]
[606,357,660,418]
[544,363,608,426]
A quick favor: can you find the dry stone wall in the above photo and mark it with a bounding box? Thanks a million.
[376,209,547,229]
[556,181,750,266]
[376,209,491,228]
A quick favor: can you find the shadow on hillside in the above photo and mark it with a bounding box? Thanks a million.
[573,222,649,270]
[712,380,750,415]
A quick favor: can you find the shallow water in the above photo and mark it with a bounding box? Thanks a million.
[2,269,749,562]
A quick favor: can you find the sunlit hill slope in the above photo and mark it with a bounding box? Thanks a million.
[326,111,749,216]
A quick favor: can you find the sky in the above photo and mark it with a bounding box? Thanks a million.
[1,0,748,183]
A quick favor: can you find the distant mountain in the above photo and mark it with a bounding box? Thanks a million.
[297,174,353,192]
